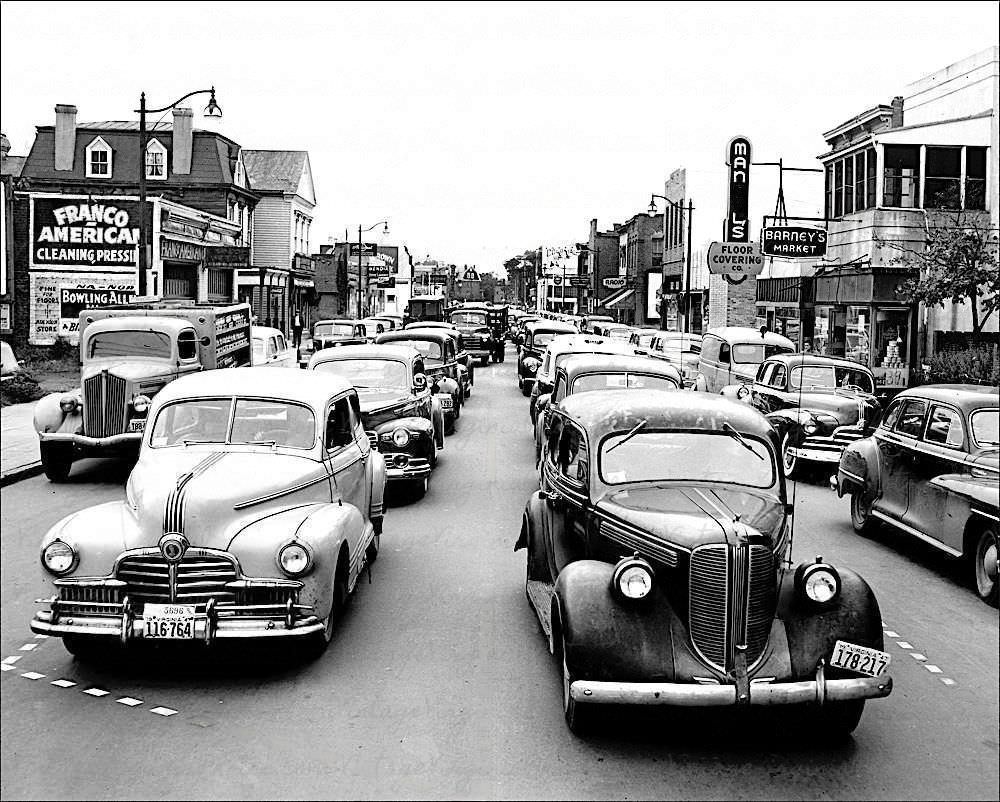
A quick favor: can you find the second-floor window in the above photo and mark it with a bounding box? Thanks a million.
[825,147,876,219]
[883,145,920,208]
[86,137,112,178]
[145,139,166,180]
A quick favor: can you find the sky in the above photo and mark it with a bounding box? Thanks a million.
[2,1,998,276]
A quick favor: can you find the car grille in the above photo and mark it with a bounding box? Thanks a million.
[688,544,776,673]
[115,550,239,609]
[802,426,865,455]
[464,335,486,348]
[366,430,379,450]
[83,371,128,438]
[55,582,124,615]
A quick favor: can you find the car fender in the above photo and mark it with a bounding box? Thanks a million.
[554,560,675,681]
[514,490,546,553]
[39,501,138,581]
[719,383,750,402]
[373,415,434,438]
[227,502,365,622]
[437,376,460,397]
[693,373,708,392]
[766,409,812,445]
[778,564,885,680]
[429,397,445,449]
[837,438,881,499]
[369,450,387,524]
[33,392,76,436]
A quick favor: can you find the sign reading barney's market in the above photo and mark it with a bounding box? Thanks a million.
[31,197,143,268]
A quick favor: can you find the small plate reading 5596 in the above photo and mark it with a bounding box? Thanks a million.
[830,640,891,677]
[144,603,196,639]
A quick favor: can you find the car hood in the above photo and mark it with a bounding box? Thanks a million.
[82,360,174,383]
[127,448,329,550]
[596,485,785,551]
[356,388,420,428]
[791,391,879,426]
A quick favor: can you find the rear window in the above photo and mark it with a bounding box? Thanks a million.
[971,408,999,448]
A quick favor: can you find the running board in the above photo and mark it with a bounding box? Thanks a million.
[526,579,554,642]
[871,510,963,557]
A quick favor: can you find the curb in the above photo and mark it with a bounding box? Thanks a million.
[0,461,44,488]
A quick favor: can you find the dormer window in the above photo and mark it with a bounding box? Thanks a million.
[85,136,112,178]
[145,138,167,180]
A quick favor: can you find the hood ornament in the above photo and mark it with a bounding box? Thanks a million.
[159,532,189,563]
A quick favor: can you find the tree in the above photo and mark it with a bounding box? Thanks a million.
[876,205,999,335]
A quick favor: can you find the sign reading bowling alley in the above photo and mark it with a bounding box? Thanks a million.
[31,197,142,268]
[725,137,752,242]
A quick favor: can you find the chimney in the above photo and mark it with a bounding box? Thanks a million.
[172,107,193,175]
[54,104,77,171]
[890,96,904,128]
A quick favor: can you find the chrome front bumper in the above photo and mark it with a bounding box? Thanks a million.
[789,446,842,463]
[38,431,141,448]
[385,457,432,481]
[571,673,892,707]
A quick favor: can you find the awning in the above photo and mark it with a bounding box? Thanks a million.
[603,287,635,308]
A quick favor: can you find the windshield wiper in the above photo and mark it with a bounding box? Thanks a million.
[722,422,765,461]
[182,439,221,446]
[607,419,648,454]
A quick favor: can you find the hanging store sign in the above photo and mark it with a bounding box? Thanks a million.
[603,277,627,290]
[31,198,142,268]
[761,226,827,258]
[707,241,764,277]
[350,243,378,256]
[205,246,250,268]
[725,136,752,242]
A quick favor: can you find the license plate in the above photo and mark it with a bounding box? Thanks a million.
[127,418,146,433]
[439,396,454,410]
[830,640,891,677]
[143,603,196,639]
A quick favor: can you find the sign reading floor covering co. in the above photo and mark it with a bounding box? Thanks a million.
[706,241,764,276]
[31,198,142,268]
[761,226,828,257]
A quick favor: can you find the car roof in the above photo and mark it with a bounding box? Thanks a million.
[315,318,359,326]
[85,316,192,336]
[560,353,683,382]
[526,319,577,334]
[545,334,638,358]
[558,388,775,440]
[251,326,284,339]
[377,329,453,345]
[704,326,795,347]
[894,384,1000,410]
[309,344,419,365]
[155,367,353,408]
[762,353,875,373]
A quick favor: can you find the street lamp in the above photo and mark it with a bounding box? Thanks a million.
[649,193,695,334]
[355,220,389,317]
[135,86,222,297]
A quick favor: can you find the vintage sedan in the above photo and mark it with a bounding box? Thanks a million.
[251,326,298,368]
[729,354,881,479]
[31,368,387,658]
[299,319,369,366]
[694,327,795,394]
[533,353,682,463]
[835,384,999,605]
[376,329,464,433]
[516,390,892,735]
[518,319,577,396]
[308,344,444,498]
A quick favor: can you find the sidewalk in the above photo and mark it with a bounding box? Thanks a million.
[0,401,42,486]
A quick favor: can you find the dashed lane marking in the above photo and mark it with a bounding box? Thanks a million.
[896,641,913,649]
[910,653,927,661]
[941,677,956,686]
[925,665,943,674]
[50,679,76,688]
[150,706,177,717]
[117,697,143,707]
[33,634,49,639]
[884,624,958,688]
[3,655,23,664]
[19,643,38,651]
[21,672,45,680]
[82,687,110,697]
[884,630,899,638]
[1,664,16,672]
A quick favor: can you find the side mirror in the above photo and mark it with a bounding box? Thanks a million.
[413,373,428,393]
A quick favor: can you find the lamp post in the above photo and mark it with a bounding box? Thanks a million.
[355,220,389,317]
[135,87,222,297]
[649,194,695,334]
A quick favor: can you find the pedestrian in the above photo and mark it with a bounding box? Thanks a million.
[292,309,303,348]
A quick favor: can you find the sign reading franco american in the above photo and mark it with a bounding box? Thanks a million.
[706,241,764,277]
[603,276,627,290]
[32,198,142,268]
[761,226,828,257]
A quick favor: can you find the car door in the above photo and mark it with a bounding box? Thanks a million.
[876,397,928,521]
[904,403,967,550]
[324,394,369,539]
[750,362,776,412]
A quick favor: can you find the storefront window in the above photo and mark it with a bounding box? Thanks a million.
[845,306,871,366]
[813,306,846,358]
[874,308,910,389]
[883,145,920,208]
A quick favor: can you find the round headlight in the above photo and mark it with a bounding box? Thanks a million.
[803,418,819,435]
[612,556,654,600]
[392,428,411,447]
[278,542,311,577]
[523,357,540,373]
[42,540,76,576]
[131,394,152,414]
[59,394,79,413]
[798,561,841,605]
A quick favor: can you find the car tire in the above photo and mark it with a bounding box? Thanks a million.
[557,627,595,735]
[521,383,532,397]
[517,375,524,391]
[811,700,865,741]
[62,635,104,662]
[445,414,456,436]
[781,433,800,481]
[365,532,380,566]
[971,525,999,607]
[850,491,877,536]
[41,443,73,483]
[411,476,428,500]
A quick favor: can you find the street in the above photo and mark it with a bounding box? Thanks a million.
[1,355,998,801]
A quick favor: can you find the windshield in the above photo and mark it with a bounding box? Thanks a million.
[396,339,443,362]
[600,430,775,488]
[252,339,266,361]
[573,373,678,393]
[971,408,999,448]
[314,322,354,337]
[451,312,488,326]
[532,332,559,348]
[150,398,316,449]
[88,330,171,360]
[636,333,656,347]
[732,342,794,364]
[313,358,408,389]
[790,365,874,393]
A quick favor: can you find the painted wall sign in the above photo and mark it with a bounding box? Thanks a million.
[28,272,136,344]
[707,241,764,277]
[160,238,205,262]
[761,226,828,257]
[31,198,142,268]
[59,287,135,334]
[725,136,752,242]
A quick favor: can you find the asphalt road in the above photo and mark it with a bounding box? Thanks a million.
[1,354,997,800]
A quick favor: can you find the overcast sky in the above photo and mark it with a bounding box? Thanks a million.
[2,1,997,274]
